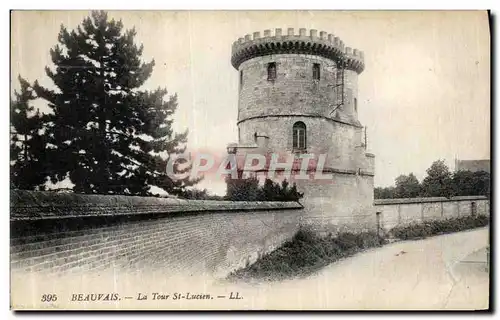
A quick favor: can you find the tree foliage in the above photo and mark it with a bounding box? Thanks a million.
[10,76,51,190]
[225,173,304,202]
[452,170,490,198]
[11,11,197,196]
[374,186,396,199]
[260,178,304,201]
[225,174,262,201]
[421,160,453,198]
[394,173,421,198]
[375,159,490,199]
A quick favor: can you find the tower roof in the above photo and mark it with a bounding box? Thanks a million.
[231,28,365,73]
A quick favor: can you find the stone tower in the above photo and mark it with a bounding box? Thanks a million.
[228,28,375,231]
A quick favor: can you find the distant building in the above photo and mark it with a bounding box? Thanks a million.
[455,159,490,173]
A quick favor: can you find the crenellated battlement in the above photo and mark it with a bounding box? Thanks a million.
[231,28,365,73]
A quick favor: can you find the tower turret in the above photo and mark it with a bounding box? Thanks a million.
[228,28,375,232]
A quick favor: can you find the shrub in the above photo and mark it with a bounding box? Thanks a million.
[227,227,384,282]
[390,214,489,240]
[225,175,304,202]
[227,215,489,283]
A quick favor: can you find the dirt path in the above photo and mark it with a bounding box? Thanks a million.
[216,227,490,310]
[11,228,489,310]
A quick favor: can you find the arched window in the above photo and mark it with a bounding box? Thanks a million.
[354,97,358,113]
[292,121,307,150]
[267,62,276,81]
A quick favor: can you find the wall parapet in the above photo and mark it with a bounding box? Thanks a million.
[231,27,364,73]
[10,190,303,222]
[374,195,488,206]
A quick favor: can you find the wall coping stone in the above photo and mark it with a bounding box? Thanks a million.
[10,190,303,221]
[374,195,488,206]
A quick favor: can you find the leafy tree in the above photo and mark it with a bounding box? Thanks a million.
[374,186,396,199]
[225,172,261,201]
[473,171,491,199]
[452,170,490,198]
[225,175,303,202]
[10,76,50,190]
[452,170,476,196]
[421,160,453,198]
[30,11,196,195]
[260,179,303,201]
[376,160,491,199]
[394,173,421,198]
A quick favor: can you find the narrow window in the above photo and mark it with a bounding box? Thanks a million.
[471,202,477,216]
[313,63,320,80]
[354,97,358,113]
[292,121,307,151]
[336,67,344,105]
[240,70,243,87]
[336,68,343,81]
[267,62,276,81]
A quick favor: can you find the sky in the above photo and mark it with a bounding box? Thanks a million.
[10,10,490,195]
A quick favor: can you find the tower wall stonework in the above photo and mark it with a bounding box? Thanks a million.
[230,28,375,231]
[296,174,375,232]
[238,55,339,122]
[238,117,364,170]
[343,69,359,117]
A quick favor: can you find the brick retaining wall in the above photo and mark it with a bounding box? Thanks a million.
[10,190,303,278]
[11,190,489,279]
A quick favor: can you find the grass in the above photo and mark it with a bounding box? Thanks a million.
[390,214,489,240]
[227,228,385,282]
[227,214,489,283]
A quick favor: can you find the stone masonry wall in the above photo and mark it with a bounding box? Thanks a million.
[238,54,360,126]
[11,191,488,282]
[238,54,337,121]
[297,173,376,234]
[238,116,365,171]
[374,196,490,232]
[10,191,302,279]
[344,69,358,116]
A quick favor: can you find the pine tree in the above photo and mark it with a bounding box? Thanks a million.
[261,178,278,200]
[32,11,197,195]
[10,76,50,190]
[287,182,304,202]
